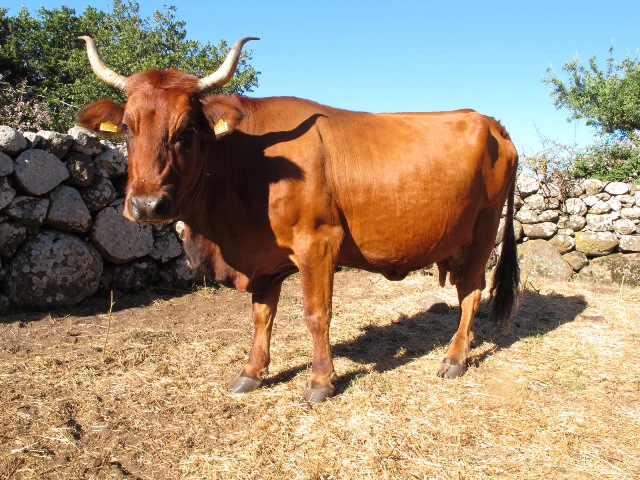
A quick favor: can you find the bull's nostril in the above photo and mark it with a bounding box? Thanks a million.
[152,196,166,216]
[128,195,168,221]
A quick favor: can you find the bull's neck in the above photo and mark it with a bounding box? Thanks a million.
[178,136,256,241]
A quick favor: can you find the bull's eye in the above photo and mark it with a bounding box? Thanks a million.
[175,125,196,151]
[120,122,129,133]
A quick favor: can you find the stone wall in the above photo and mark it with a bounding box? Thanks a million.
[2,123,639,312]
[508,174,640,286]
[0,126,196,313]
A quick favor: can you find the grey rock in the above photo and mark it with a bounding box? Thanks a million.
[91,205,154,264]
[22,131,41,148]
[564,198,588,216]
[109,259,159,292]
[575,231,619,257]
[516,174,540,198]
[522,222,557,239]
[68,126,103,156]
[513,220,523,241]
[620,206,640,220]
[582,179,604,196]
[0,176,16,209]
[583,195,598,207]
[517,239,573,282]
[149,231,183,263]
[563,251,589,272]
[46,185,92,233]
[14,149,69,195]
[566,215,587,231]
[160,253,198,286]
[515,209,538,224]
[0,152,14,176]
[420,295,450,314]
[94,145,127,178]
[0,126,27,155]
[588,200,611,215]
[549,234,575,255]
[586,213,613,232]
[6,230,103,307]
[78,175,117,211]
[619,235,640,253]
[65,151,95,187]
[576,253,640,285]
[524,194,545,210]
[617,194,636,206]
[514,194,524,209]
[613,219,636,235]
[35,131,73,159]
[604,182,630,195]
[545,197,561,210]
[566,182,584,197]
[609,197,622,212]
[0,220,28,258]
[3,196,49,226]
[538,210,560,223]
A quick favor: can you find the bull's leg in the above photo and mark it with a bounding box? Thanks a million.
[437,279,484,378]
[228,285,281,393]
[298,241,339,403]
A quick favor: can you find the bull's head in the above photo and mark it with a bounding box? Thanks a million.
[77,36,258,223]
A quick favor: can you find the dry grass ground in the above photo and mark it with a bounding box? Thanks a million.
[0,268,639,479]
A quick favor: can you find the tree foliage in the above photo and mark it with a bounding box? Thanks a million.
[542,45,640,182]
[572,133,640,182]
[544,46,640,136]
[0,1,260,131]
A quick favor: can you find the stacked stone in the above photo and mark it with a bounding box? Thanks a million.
[3,120,640,312]
[512,174,640,284]
[0,125,196,312]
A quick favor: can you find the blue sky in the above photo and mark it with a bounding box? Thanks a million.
[4,1,640,154]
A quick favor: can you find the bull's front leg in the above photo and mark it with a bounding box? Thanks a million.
[228,285,281,393]
[298,238,340,403]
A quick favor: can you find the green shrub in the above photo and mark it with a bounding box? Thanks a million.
[573,133,640,182]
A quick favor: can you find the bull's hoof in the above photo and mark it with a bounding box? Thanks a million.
[228,373,262,394]
[303,382,335,403]
[437,358,467,379]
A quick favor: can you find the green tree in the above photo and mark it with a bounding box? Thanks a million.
[0,1,259,131]
[543,46,640,182]
[544,46,640,136]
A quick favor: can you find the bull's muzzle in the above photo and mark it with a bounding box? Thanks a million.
[127,195,169,223]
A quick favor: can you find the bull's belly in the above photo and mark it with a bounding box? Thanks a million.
[337,223,464,280]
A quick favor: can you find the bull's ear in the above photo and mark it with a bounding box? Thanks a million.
[76,99,126,137]
[201,95,244,139]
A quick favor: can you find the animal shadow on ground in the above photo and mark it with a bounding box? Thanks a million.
[267,290,588,394]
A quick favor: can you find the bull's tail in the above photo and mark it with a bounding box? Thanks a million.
[490,177,520,329]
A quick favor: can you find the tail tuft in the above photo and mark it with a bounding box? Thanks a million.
[490,179,520,329]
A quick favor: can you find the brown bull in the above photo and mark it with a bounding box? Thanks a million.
[77,36,519,402]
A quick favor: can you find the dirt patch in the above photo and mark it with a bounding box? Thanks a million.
[1,269,639,479]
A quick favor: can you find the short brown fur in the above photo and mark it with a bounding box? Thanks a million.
[78,67,519,402]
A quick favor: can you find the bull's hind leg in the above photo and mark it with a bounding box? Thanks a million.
[437,212,500,378]
[228,285,281,393]
[437,277,484,378]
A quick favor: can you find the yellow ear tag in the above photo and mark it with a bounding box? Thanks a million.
[213,119,229,136]
[99,122,119,133]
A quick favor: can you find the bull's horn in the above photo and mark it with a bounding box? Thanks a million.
[197,37,259,92]
[78,36,128,91]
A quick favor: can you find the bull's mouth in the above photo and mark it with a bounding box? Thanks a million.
[125,194,176,224]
